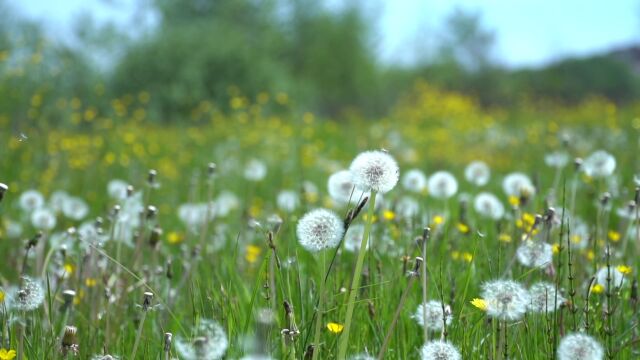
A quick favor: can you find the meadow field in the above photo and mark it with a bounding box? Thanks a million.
[1,83,640,360]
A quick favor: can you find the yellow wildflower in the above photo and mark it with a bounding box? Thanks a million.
[470,298,487,311]
[585,250,595,261]
[432,215,444,226]
[591,284,604,294]
[167,231,183,245]
[362,214,378,223]
[63,263,74,275]
[451,251,460,260]
[457,223,470,234]
[617,265,632,275]
[607,230,621,242]
[246,245,262,264]
[552,243,561,254]
[508,196,520,207]
[0,290,4,303]
[327,322,344,333]
[0,349,16,360]
[462,252,473,263]
[498,233,512,243]
[382,210,396,221]
[85,278,97,287]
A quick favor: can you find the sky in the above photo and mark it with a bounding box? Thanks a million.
[12,0,640,68]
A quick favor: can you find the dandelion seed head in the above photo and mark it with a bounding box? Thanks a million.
[296,209,344,252]
[502,172,536,198]
[19,189,44,213]
[213,191,239,217]
[107,180,129,200]
[528,282,565,313]
[327,170,368,205]
[62,196,89,221]
[244,159,267,181]
[427,171,458,199]
[557,333,603,360]
[343,224,368,253]
[412,301,452,332]
[545,151,570,168]
[516,241,553,268]
[420,340,461,360]
[473,192,505,220]
[349,150,399,194]
[481,280,529,321]
[396,196,420,219]
[175,319,228,360]
[582,150,616,178]
[465,161,490,186]
[276,190,299,213]
[31,208,57,230]
[9,276,45,312]
[402,169,427,193]
[595,266,625,289]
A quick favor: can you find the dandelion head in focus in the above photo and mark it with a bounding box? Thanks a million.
[516,241,553,268]
[412,300,452,332]
[528,282,566,313]
[420,340,461,360]
[349,150,399,194]
[557,333,603,360]
[296,208,344,252]
[481,280,529,321]
[8,276,45,312]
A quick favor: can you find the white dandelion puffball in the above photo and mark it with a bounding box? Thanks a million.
[516,241,553,268]
[213,191,239,217]
[107,179,129,200]
[557,333,603,360]
[348,354,375,360]
[420,340,461,360]
[343,224,368,252]
[582,150,616,178]
[528,282,566,313]
[296,208,344,252]
[244,159,267,181]
[62,196,89,220]
[481,280,530,321]
[465,161,490,186]
[31,208,57,230]
[349,150,399,194]
[8,276,45,311]
[175,319,228,360]
[327,170,368,205]
[402,169,428,193]
[49,190,70,212]
[19,189,44,212]
[502,172,536,198]
[427,171,458,199]
[545,151,570,168]
[473,192,505,220]
[595,267,625,289]
[412,301,452,332]
[396,196,420,219]
[276,190,300,213]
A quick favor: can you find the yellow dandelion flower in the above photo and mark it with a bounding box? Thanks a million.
[570,235,582,244]
[616,265,632,275]
[0,291,4,303]
[362,214,378,223]
[586,250,595,261]
[382,210,396,221]
[508,196,520,207]
[0,348,17,360]
[63,263,74,275]
[552,243,561,255]
[167,231,183,245]
[457,223,470,234]
[470,298,487,311]
[591,284,604,294]
[607,230,621,242]
[85,278,97,287]
[432,215,444,226]
[327,322,344,333]
[451,251,460,260]
[515,219,524,228]
[246,245,262,264]
[498,233,512,243]
[462,252,473,263]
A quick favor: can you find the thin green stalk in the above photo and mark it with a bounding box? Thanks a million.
[311,251,327,360]
[337,191,377,360]
[130,311,148,360]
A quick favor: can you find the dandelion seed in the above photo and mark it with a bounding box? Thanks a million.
[19,189,44,213]
[528,282,565,313]
[296,209,344,252]
[427,171,458,199]
[502,172,536,198]
[349,150,399,194]
[412,301,452,332]
[516,240,553,268]
[473,192,505,220]
[464,161,490,186]
[557,333,603,360]
[582,150,616,178]
[402,169,428,193]
[420,340,462,360]
[481,280,529,321]
[175,319,229,360]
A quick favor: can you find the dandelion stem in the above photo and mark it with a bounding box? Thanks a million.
[130,310,148,360]
[337,190,377,360]
[311,251,327,360]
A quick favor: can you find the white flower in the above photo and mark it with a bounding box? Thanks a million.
[420,340,461,360]
[327,170,368,205]
[244,159,267,181]
[473,192,505,220]
[582,150,616,178]
[481,280,529,321]
[7,276,45,311]
[19,189,44,212]
[502,172,535,198]
[568,219,590,250]
[412,300,452,332]
[277,190,299,213]
[545,151,570,168]
[595,266,625,289]
[516,241,553,268]
[343,224,368,252]
[62,196,89,220]
[178,203,213,231]
[49,190,70,212]
[396,196,420,219]
[107,179,129,200]
[296,208,344,252]
[557,333,603,360]
[348,354,375,360]
[175,319,228,360]
[427,171,458,199]
[31,208,57,230]
[464,161,490,186]
[349,150,399,194]
[4,219,23,238]
[528,282,565,313]
[402,169,427,193]
[214,191,239,217]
